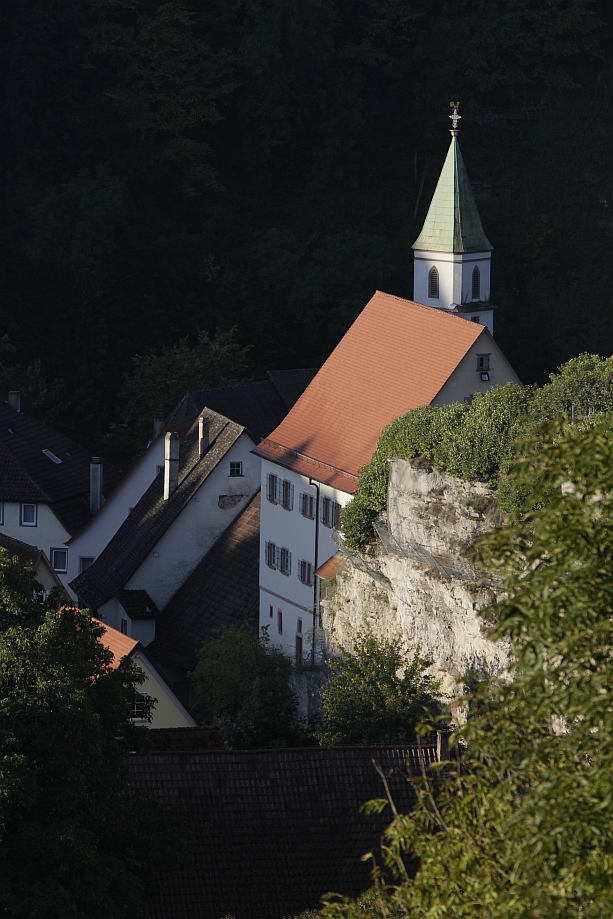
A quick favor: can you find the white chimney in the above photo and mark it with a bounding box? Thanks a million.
[164,432,180,500]
[153,408,165,439]
[199,415,210,457]
[8,391,20,412]
[90,457,103,515]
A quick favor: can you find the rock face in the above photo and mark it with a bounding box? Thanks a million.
[321,458,510,712]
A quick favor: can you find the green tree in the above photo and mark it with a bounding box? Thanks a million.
[192,624,311,749]
[100,327,250,462]
[319,632,439,746]
[0,552,185,918]
[323,416,613,919]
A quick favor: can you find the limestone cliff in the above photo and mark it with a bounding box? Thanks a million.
[321,458,510,711]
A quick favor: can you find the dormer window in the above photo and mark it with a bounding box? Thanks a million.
[472,266,481,300]
[428,266,439,299]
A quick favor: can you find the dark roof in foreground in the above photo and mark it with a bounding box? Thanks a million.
[147,726,225,751]
[148,492,260,672]
[71,410,245,610]
[129,744,438,919]
[0,403,123,534]
[166,370,318,444]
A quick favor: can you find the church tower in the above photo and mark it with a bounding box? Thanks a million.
[412,105,494,334]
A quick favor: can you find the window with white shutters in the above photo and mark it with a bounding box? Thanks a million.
[321,497,341,529]
[300,493,315,518]
[280,479,294,511]
[265,541,277,568]
[266,473,278,504]
[279,547,291,576]
[298,560,313,586]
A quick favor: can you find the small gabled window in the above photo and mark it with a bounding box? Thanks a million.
[51,549,68,573]
[428,266,439,299]
[472,265,481,300]
[476,354,490,371]
[229,461,243,477]
[20,503,37,527]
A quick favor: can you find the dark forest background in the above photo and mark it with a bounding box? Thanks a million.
[1,0,612,463]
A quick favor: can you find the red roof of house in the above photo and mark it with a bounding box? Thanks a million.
[93,617,138,667]
[253,291,485,489]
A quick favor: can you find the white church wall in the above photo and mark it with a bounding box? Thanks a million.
[432,330,521,406]
[460,253,491,304]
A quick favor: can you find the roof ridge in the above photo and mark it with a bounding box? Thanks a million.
[373,290,488,324]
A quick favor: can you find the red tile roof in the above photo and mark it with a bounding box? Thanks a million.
[254,291,485,488]
[93,617,138,667]
[315,553,343,580]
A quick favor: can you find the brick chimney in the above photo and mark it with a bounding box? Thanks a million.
[90,457,103,515]
[164,432,180,500]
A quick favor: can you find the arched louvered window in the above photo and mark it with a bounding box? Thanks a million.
[472,265,481,301]
[428,266,439,299]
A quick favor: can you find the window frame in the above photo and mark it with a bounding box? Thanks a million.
[277,608,283,635]
[428,266,440,299]
[279,547,291,576]
[321,497,342,529]
[472,265,481,300]
[130,691,151,722]
[266,473,278,504]
[51,548,68,573]
[299,493,315,519]
[229,461,244,477]
[280,479,294,511]
[20,503,37,527]
[476,354,491,371]
[79,556,95,574]
[265,541,277,569]
[298,559,313,586]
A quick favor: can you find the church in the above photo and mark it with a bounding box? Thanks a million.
[253,110,520,659]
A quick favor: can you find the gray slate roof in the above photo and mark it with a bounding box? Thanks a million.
[148,491,260,671]
[129,744,438,919]
[0,403,123,534]
[71,410,245,610]
[165,370,318,443]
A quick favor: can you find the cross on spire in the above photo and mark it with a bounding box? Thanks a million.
[449,102,461,134]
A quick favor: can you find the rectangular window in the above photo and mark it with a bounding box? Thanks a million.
[471,316,480,323]
[277,608,283,635]
[266,473,278,504]
[269,604,273,618]
[279,547,291,576]
[0,502,3,525]
[298,559,313,586]
[51,549,68,573]
[297,618,303,634]
[229,461,243,477]
[121,619,128,635]
[280,479,294,511]
[476,354,490,371]
[321,497,341,529]
[299,493,315,519]
[79,556,94,574]
[265,541,277,569]
[295,633,303,666]
[20,503,37,526]
[130,692,150,721]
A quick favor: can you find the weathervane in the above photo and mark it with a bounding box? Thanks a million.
[449,101,461,134]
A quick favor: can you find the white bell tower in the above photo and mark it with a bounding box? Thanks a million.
[412,105,494,335]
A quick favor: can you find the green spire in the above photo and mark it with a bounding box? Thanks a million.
[412,136,493,253]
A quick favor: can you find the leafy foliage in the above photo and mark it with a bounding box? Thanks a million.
[324,417,613,919]
[0,0,610,451]
[342,354,613,548]
[99,327,250,461]
[319,632,439,746]
[192,624,317,749]
[0,554,186,918]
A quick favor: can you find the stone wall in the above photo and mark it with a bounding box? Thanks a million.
[321,458,510,713]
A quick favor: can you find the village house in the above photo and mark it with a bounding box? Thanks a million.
[96,617,197,730]
[0,532,66,596]
[0,394,123,590]
[253,124,520,660]
[65,370,316,603]
[70,408,261,647]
